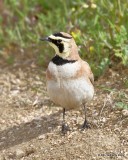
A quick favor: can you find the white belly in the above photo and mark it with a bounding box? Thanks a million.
[47,77,94,109]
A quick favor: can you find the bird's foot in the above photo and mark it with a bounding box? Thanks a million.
[81,120,91,130]
[61,123,70,135]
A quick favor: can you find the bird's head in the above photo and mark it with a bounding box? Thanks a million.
[40,32,79,59]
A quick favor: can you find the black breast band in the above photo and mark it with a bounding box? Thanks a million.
[51,55,77,65]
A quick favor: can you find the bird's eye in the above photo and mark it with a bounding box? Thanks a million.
[57,39,62,43]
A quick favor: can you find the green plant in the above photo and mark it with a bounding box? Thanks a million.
[115,102,128,110]
[0,0,128,77]
[114,25,128,66]
[115,92,128,109]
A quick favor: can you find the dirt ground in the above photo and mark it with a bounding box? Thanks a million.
[0,60,128,160]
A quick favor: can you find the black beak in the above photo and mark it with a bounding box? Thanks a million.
[40,37,50,42]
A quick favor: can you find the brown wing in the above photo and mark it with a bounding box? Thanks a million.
[82,61,94,84]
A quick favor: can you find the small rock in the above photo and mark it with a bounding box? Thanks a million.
[38,134,46,140]
[102,117,106,122]
[15,149,25,158]
[100,117,106,123]
[67,131,77,139]
[122,109,128,117]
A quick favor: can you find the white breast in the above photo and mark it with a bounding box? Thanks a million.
[48,61,80,79]
[47,77,94,109]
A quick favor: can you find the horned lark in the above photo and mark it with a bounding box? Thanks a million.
[40,32,94,133]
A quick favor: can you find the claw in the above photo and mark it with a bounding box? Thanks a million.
[61,124,70,134]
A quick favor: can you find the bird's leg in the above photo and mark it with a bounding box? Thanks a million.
[61,108,69,134]
[81,105,90,130]
[62,108,66,133]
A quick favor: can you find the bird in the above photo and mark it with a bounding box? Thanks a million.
[40,32,94,134]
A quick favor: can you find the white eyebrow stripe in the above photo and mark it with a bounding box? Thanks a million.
[49,35,71,42]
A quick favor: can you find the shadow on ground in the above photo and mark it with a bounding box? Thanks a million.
[0,110,61,151]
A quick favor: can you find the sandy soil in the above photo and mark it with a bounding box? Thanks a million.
[0,62,128,160]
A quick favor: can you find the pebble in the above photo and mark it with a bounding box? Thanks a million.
[15,149,25,158]
[38,134,46,140]
[122,109,128,117]
[100,117,106,123]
